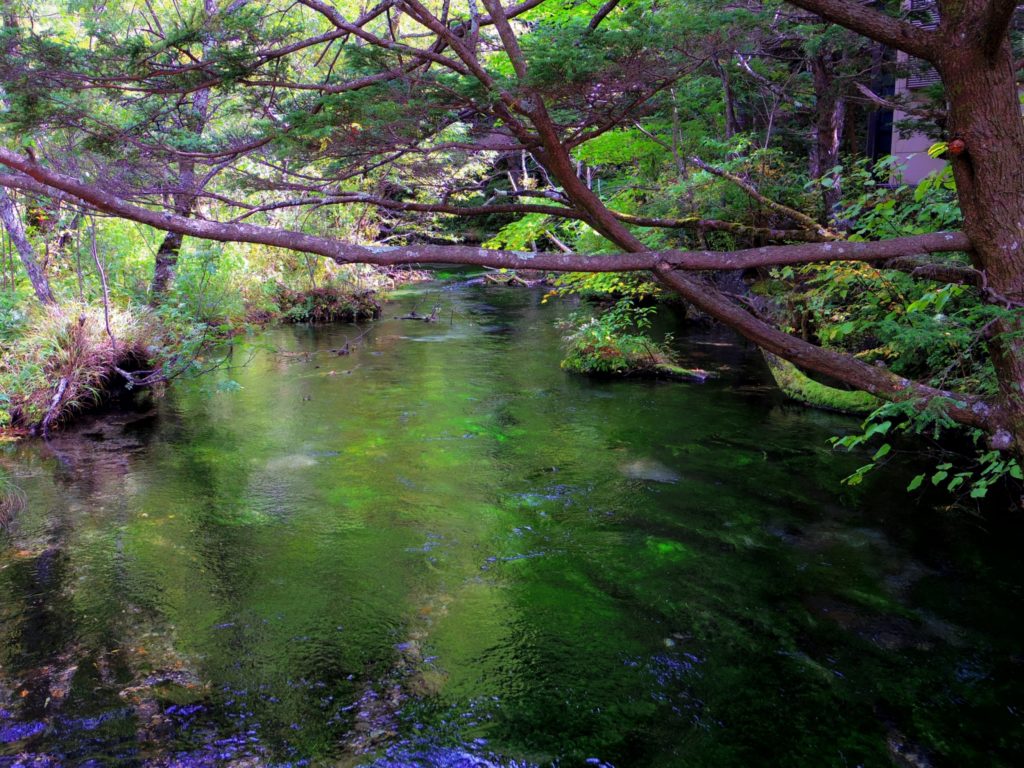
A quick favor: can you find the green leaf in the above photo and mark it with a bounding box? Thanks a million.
[906,474,925,491]
[864,420,892,438]
[931,470,948,485]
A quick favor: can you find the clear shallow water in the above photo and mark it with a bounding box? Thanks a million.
[0,282,1022,767]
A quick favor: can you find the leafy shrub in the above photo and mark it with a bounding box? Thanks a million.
[0,288,30,346]
[560,299,677,374]
[275,286,382,324]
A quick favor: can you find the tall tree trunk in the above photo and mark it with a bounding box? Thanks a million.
[0,3,54,305]
[147,0,216,303]
[147,137,202,304]
[810,53,845,221]
[0,188,55,305]
[937,33,1024,453]
[714,57,740,139]
[151,230,183,298]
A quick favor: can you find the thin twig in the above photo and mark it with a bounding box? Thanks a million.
[90,218,116,351]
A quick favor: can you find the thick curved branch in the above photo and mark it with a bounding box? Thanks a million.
[785,0,937,61]
[983,1,1019,58]
[656,264,998,431]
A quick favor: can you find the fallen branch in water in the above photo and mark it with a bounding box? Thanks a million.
[396,307,440,322]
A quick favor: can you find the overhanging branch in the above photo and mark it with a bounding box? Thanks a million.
[655,264,999,431]
[785,0,937,61]
[0,153,972,275]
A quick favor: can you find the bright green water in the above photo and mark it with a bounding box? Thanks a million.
[0,282,1022,767]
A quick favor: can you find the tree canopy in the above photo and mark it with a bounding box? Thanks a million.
[3,0,1024,463]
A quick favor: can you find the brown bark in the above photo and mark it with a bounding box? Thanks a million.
[151,231,183,297]
[933,2,1024,451]
[810,53,845,219]
[655,264,994,430]
[148,157,196,302]
[785,0,936,60]
[587,0,621,31]
[0,157,972,272]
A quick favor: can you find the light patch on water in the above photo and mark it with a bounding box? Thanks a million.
[618,458,681,483]
[264,454,319,471]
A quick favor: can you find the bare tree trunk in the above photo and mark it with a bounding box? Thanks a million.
[0,5,55,306]
[147,153,199,303]
[0,188,55,305]
[714,57,740,139]
[810,53,845,221]
[147,0,216,303]
[151,230,184,298]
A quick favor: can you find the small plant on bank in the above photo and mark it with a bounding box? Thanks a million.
[560,299,680,376]
[275,285,383,324]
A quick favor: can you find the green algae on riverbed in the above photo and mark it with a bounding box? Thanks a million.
[0,283,1022,767]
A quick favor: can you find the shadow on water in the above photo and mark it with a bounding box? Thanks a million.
[0,282,1022,767]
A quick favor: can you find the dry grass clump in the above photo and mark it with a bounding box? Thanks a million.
[0,302,158,432]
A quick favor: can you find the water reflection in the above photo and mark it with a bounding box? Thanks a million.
[0,283,1022,767]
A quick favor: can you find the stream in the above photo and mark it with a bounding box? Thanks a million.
[0,281,1022,767]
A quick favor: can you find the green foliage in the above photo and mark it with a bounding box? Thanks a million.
[769,159,994,395]
[275,286,381,324]
[560,299,676,375]
[833,403,1023,503]
[485,214,555,251]
[0,287,30,346]
[760,158,1024,501]
[549,271,660,301]
[573,128,664,168]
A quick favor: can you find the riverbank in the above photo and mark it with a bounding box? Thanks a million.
[0,274,432,440]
